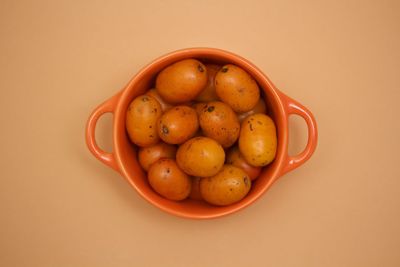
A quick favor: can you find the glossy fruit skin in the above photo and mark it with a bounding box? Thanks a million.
[237,98,267,123]
[200,165,251,206]
[126,95,162,147]
[176,137,225,177]
[215,64,260,113]
[155,59,208,104]
[138,142,177,171]
[189,177,203,200]
[226,146,261,180]
[145,88,172,112]
[195,64,221,102]
[239,114,277,166]
[199,101,240,148]
[148,158,191,201]
[157,106,199,144]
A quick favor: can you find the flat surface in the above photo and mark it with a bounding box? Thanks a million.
[1,0,399,266]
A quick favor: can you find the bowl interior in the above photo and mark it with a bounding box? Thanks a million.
[114,48,286,219]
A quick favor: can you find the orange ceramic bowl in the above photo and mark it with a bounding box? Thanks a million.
[86,48,318,219]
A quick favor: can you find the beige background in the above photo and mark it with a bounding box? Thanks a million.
[1,0,400,266]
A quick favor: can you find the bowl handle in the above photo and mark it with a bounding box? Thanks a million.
[85,92,121,172]
[279,92,318,176]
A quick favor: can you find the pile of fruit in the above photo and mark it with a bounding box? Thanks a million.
[126,59,277,206]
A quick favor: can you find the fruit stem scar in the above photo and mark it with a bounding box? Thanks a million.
[162,125,169,134]
[221,67,228,73]
[207,106,215,112]
[198,64,204,72]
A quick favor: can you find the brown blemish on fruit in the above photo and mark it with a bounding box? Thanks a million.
[198,64,204,72]
[243,176,250,186]
[162,125,169,134]
[249,124,254,131]
[207,106,215,112]
[221,67,228,73]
